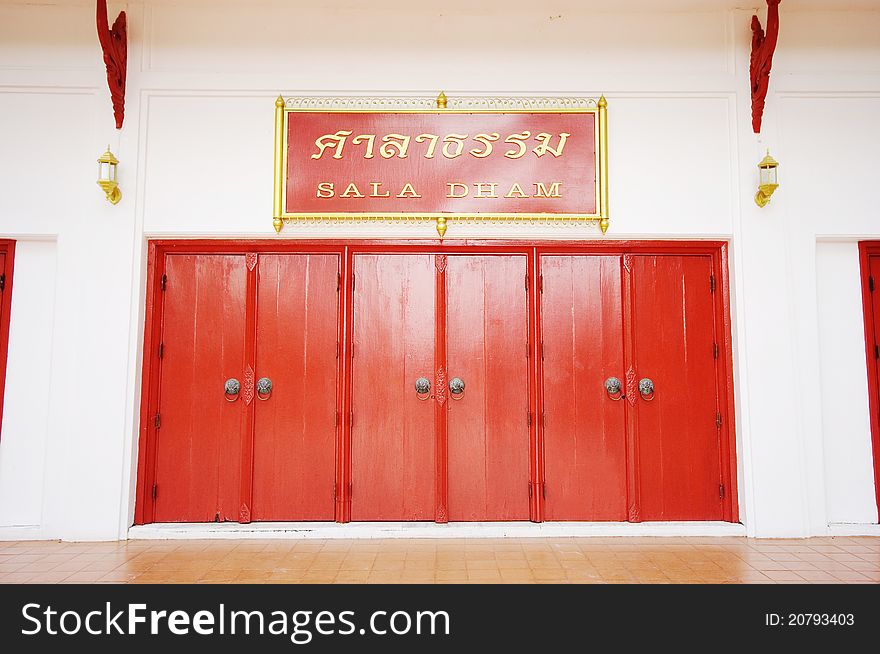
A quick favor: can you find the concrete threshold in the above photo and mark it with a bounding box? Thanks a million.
[128,521,747,540]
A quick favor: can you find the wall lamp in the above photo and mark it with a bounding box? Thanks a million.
[754,150,779,207]
[97,147,122,204]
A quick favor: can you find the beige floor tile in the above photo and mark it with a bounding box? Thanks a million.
[0,536,876,584]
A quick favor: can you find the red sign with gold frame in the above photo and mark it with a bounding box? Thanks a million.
[273,94,608,237]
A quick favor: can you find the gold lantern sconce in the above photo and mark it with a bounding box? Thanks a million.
[96,147,122,204]
[754,150,779,207]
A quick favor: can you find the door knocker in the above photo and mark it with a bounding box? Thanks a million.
[448,377,465,399]
[256,377,273,401]
[224,378,241,402]
[638,378,655,401]
[415,377,431,400]
[604,377,623,401]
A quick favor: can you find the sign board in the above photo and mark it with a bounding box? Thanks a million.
[273,95,608,237]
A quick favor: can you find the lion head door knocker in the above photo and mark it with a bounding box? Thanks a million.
[604,377,623,401]
[415,377,431,401]
[638,378,655,401]
[448,377,465,400]
[256,377,273,401]
[224,378,241,402]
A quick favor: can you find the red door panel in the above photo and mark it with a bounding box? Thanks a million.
[154,254,246,522]
[446,256,530,521]
[869,256,880,395]
[866,254,880,512]
[350,255,436,520]
[632,255,723,521]
[252,254,339,521]
[541,256,627,520]
[0,249,8,441]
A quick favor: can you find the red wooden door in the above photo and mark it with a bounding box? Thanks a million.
[251,254,339,521]
[350,254,436,520]
[0,248,9,441]
[868,256,880,393]
[865,254,880,511]
[541,256,627,520]
[446,256,530,521]
[153,254,247,522]
[631,255,723,520]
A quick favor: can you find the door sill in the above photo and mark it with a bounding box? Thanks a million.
[128,521,746,540]
[825,523,880,536]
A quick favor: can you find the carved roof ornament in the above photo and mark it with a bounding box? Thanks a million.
[96,0,127,129]
[750,0,781,134]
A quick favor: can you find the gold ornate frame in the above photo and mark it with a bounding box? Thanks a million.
[273,94,609,238]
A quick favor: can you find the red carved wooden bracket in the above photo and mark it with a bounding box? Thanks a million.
[750,0,781,134]
[96,1,127,129]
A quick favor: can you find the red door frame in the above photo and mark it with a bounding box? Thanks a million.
[135,239,738,525]
[858,242,880,516]
[0,240,15,442]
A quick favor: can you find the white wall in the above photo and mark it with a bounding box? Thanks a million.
[816,242,878,524]
[0,241,57,536]
[0,0,879,539]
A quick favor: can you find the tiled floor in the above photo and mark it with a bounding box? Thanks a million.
[0,537,878,584]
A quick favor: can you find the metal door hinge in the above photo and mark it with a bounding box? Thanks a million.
[158,343,164,359]
[710,274,716,293]
[870,276,875,292]
[152,483,157,501]
[719,483,725,499]
[160,274,167,291]
[154,413,161,429]
[713,343,719,359]
[715,412,722,429]
[0,274,5,292]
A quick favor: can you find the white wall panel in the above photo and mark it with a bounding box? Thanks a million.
[0,90,98,236]
[609,95,734,235]
[0,240,56,528]
[145,4,731,83]
[774,11,880,74]
[779,95,880,235]
[0,3,96,70]
[142,94,274,234]
[816,242,878,524]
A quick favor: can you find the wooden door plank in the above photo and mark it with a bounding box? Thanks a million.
[541,255,627,520]
[350,254,436,520]
[632,255,723,520]
[154,254,247,522]
[446,255,530,521]
[251,254,340,521]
